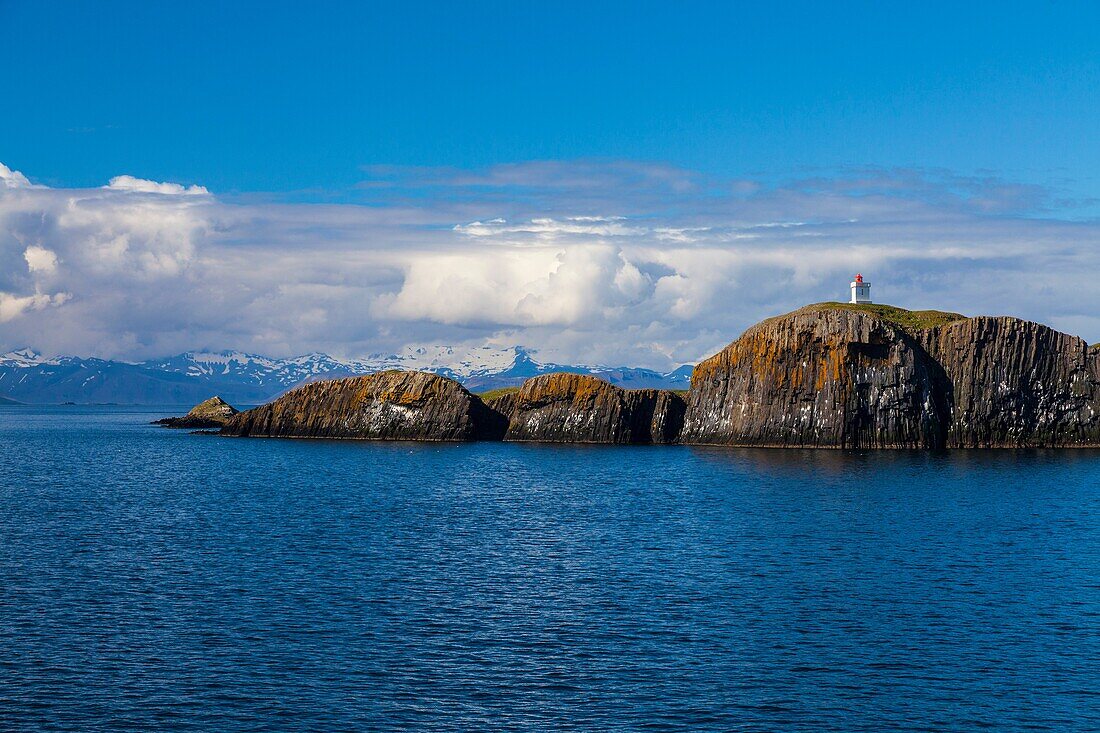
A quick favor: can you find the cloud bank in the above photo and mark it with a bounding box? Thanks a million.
[1,161,1098,368]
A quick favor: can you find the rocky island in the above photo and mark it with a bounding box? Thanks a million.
[221,370,508,441]
[164,303,1100,449]
[154,396,239,428]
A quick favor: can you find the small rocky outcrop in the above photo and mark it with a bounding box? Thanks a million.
[154,396,239,428]
[681,308,947,448]
[920,317,1100,447]
[497,373,686,444]
[220,370,507,441]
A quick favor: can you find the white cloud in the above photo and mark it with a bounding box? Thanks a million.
[0,291,69,323]
[0,162,33,189]
[23,246,58,274]
[1,160,1099,368]
[455,216,646,239]
[105,175,209,196]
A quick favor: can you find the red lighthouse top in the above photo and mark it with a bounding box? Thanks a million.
[855,273,864,283]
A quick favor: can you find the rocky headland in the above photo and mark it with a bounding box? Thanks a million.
[681,306,947,448]
[683,303,1100,448]
[175,303,1100,449]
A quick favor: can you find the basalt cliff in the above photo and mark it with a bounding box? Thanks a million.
[212,304,1100,448]
[683,303,1100,448]
[491,373,685,444]
[920,316,1100,447]
[220,370,508,441]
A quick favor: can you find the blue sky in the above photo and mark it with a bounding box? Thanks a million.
[1,2,1099,366]
[4,1,1098,199]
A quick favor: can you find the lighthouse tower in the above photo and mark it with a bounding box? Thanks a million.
[850,274,872,304]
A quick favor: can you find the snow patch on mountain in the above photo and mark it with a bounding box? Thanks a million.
[0,348,56,368]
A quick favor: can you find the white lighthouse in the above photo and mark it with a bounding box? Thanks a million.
[850,273,871,304]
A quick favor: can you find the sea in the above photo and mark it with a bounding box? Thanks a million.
[2,405,1099,732]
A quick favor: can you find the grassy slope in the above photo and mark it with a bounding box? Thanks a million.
[793,302,967,334]
[475,386,520,400]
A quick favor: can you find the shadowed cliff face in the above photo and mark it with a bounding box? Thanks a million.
[682,309,947,448]
[920,317,1100,447]
[221,371,507,441]
[497,373,686,444]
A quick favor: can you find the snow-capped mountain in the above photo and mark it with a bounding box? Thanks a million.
[146,351,352,387]
[0,348,58,368]
[0,346,693,405]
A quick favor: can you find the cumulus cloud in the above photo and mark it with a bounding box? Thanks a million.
[0,159,1098,368]
[23,246,58,273]
[105,175,210,196]
[0,291,69,323]
[0,162,33,189]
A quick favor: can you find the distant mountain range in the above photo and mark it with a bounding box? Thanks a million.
[0,346,693,406]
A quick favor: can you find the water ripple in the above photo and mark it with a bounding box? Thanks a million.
[1,406,1099,731]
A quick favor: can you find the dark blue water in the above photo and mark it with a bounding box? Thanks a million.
[2,406,1099,732]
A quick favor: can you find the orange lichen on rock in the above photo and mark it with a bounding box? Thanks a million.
[502,373,685,444]
[222,370,507,441]
[682,306,944,448]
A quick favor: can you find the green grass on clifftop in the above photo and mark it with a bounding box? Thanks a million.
[794,302,967,333]
[475,387,520,400]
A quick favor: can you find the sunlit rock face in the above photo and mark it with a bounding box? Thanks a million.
[920,317,1100,447]
[221,371,507,441]
[496,373,686,444]
[682,304,1100,449]
[681,308,947,448]
[154,396,239,428]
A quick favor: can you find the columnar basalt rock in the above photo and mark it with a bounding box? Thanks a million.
[920,317,1100,447]
[483,391,519,424]
[221,371,507,441]
[498,373,686,444]
[212,305,1100,449]
[649,390,688,444]
[681,309,947,448]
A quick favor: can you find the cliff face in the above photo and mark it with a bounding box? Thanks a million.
[681,305,1100,449]
[483,391,518,424]
[221,371,507,441]
[681,309,947,448]
[498,373,686,444]
[154,396,239,428]
[920,317,1100,447]
[649,390,688,444]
